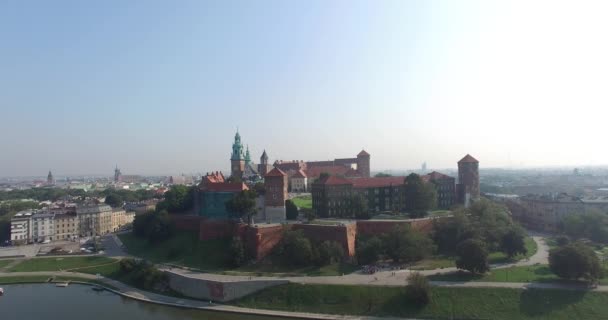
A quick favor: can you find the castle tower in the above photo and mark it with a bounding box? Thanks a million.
[244,145,252,165]
[356,150,370,178]
[264,167,287,222]
[457,154,480,207]
[230,130,245,179]
[258,149,270,176]
[114,165,122,183]
[47,170,54,185]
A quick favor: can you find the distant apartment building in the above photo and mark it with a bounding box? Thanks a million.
[10,211,33,244]
[31,212,55,242]
[76,204,113,237]
[125,199,158,215]
[111,208,135,232]
[507,193,608,232]
[54,213,78,241]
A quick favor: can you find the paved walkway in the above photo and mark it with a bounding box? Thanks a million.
[0,271,417,320]
[162,236,551,287]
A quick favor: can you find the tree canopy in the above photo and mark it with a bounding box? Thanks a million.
[382,225,435,263]
[285,199,299,220]
[158,185,194,213]
[404,173,437,216]
[549,242,601,282]
[225,189,258,224]
[455,238,489,274]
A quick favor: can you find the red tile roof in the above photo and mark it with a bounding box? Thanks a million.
[292,169,307,178]
[425,171,453,181]
[351,177,405,188]
[266,167,287,177]
[458,154,478,163]
[305,166,350,178]
[317,175,353,186]
[358,149,370,157]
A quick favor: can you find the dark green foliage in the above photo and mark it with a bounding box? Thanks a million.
[374,172,392,177]
[500,226,527,258]
[230,236,247,267]
[556,235,570,246]
[301,208,317,222]
[549,242,601,282]
[225,189,258,224]
[104,193,123,207]
[404,173,437,215]
[253,182,265,195]
[356,236,384,265]
[432,211,476,254]
[351,194,370,219]
[276,230,314,267]
[285,200,299,220]
[159,185,194,213]
[456,238,489,274]
[132,210,175,243]
[316,241,345,266]
[118,258,168,290]
[561,212,608,244]
[382,226,435,263]
[406,272,431,305]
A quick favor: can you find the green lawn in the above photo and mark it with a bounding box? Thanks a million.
[8,256,115,272]
[429,264,608,285]
[0,259,14,269]
[488,236,538,264]
[412,236,537,270]
[119,231,232,271]
[291,195,312,209]
[236,283,608,320]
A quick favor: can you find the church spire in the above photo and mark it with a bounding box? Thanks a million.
[245,145,251,165]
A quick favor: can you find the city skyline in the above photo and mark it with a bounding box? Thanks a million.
[2,1,608,176]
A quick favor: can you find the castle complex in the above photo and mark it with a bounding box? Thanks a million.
[194,130,480,223]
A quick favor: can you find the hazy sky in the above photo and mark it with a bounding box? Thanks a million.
[1,0,607,177]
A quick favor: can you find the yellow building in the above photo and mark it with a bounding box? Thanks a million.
[111,209,135,232]
[54,213,78,240]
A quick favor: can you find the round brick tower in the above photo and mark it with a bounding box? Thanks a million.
[356,150,370,178]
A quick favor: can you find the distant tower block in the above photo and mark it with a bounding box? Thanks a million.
[357,150,371,178]
[422,162,427,172]
[457,154,480,207]
[264,167,287,222]
[114,165,122,183]
[47,170,55,185]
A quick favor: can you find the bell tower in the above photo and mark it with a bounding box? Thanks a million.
[230,130,245,179]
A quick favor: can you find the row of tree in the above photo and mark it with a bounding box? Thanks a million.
[560,211,608,244]
[357,225,435,265]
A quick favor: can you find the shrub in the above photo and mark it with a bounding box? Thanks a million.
[549,242,601,282]
[356,236,384,265]
[455,238,489,274]
[315,241,345,266]
[286,200,299,220]
[230,236,246,267]
[556,235,570,246]
[406,272,431,305]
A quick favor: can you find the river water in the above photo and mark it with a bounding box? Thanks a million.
[0,283,290,320]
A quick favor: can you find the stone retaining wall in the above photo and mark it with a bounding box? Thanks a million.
[166,271,288,302]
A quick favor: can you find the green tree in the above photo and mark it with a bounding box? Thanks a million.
[104,193,123,208]
[316,241,345,266]
[562,212,608,244]
[225,190,258,225]
[161,185,194,213]
[404,173,437,216]
[383,225,435,263]
[285,199,299,220]
[456,238,489,274]
[356,236,384,265]
[374,172,392,177]
[276,230,313,266]
[432,211,476,254]
[549,242,601,282]
[406,272,431,305]
[132,210,175,243]
[500,226,527,258]
[351,194,369,219]
[301,208,317,223]
[230,236,247,267]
